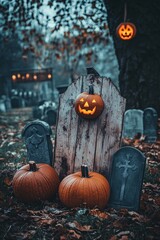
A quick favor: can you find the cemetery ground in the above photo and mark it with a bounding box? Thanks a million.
[0,108,160,240]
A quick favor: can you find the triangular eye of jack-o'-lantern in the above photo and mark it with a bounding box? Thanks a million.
[74,85,104,119]
[116,3,136,41]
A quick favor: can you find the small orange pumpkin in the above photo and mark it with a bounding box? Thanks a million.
[58,165,110,209]
[12,161,60,203]
[116,22,136,40]
[75,85,104,119]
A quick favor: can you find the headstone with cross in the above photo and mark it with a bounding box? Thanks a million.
[22,120,53,165]
[143,107,158,143]
[108,146,146,211]
[122,109,144,138]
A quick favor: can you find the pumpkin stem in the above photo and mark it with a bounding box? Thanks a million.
[81,164,89,178]
[89,85,94,94]
[29,161,37,172]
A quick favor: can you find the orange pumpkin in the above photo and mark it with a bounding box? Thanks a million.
[116,22,136,40]
[75,85,104,119]
[12,161,60,203]
[58,165,110,209]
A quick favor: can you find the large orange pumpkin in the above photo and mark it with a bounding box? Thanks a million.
[58,165,110,209]
[12,161,60,203]
[116,22,136,40]
[75,85,104,119]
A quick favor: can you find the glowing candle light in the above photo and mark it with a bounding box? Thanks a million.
[48,74,52,79]
[26,73,30,79]
[12,75,16,81]
[33,75,37,80]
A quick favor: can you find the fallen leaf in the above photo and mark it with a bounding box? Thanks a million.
[144,183,158,189]
[113,219,123,228]
[39,218,54,225]
[68,230,81,239]
[8,142,15,146]
[4,177,12,186]
[90,208,110,219]
[109,236,117,240]
[128,211,149,223]
[119,236,128,240]
[116,231,130,237]
[68,221,92,232]
[60,236,67,240]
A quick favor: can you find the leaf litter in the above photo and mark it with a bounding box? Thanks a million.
[0,109,160,240]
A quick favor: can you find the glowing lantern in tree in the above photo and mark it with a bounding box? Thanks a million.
[116,3,136,41]
[74,85,104,119]
[116,22,136,40]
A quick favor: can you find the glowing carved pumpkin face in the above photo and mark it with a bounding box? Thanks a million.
[116,22,136,40]
[75,89,104,119]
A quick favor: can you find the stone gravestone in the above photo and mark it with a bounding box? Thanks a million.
[11,96,22,108]
[123,109,144,138]
[54,67,126,179]
[5,97,11,111]
[143,107,158,143]
[43,108,57,126]
[108,146,146,211]
[0,99,6,112]
[22,120,53,165]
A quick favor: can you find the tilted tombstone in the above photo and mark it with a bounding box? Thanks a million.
[22,120,53,165]
[108,146,146,211]
[53,67,126,179]
[122,109,144,138]
[143,107,158,143]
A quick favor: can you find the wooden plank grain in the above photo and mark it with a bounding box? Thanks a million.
[74,75,103,172]
[94,77,126,177]
[54,77,83,178]
[54,73,126,179]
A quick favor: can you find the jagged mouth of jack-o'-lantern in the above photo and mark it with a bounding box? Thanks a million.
[78,105,96,115]
[121,32,132,38]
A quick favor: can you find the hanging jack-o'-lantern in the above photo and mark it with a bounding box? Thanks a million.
[116,22,136,40]
[75,85,104,119]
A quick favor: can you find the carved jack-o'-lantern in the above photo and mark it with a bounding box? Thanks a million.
[75,85,104,119]
[116,22,136,40]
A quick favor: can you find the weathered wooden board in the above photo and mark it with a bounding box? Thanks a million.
[53,73,126,179]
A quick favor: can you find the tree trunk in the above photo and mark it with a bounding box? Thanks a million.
[103,0,160,115]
